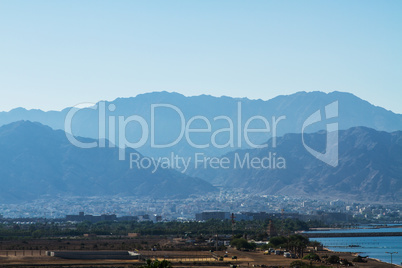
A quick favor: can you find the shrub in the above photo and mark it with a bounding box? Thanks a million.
[352,255,366,263]
[303,253,320,261]
[327,255,340,264]
[340,258,353,266]
[230,238,256,250]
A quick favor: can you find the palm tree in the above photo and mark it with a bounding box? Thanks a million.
[288,234,309,258]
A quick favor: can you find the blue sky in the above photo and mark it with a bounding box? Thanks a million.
[0,0,401,113]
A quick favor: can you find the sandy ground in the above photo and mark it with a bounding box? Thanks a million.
[0,248,400,267]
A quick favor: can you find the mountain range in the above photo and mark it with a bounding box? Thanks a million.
[188,127,402,202]
[1,91,401,158]
[0,91,401,203]
[0,121,216,203]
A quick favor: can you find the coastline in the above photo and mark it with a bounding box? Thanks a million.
[322,247,402,267]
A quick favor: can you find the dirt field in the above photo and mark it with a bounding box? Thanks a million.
[0,247,400,268]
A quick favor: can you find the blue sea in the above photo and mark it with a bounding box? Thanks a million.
[305,226,402,265]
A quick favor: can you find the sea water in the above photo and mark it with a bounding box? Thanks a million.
[305,227,402,265]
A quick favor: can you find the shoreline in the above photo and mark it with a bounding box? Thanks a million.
[323,246,402,267]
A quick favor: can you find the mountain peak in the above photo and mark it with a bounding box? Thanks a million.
[0,120,54,135]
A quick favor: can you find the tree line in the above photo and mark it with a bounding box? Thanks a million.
[0,218,324,240]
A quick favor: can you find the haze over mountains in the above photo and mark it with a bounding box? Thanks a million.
[0,121,216,203]
[189,127,402,203]
[0,91,401,203]
[1,91,401,158]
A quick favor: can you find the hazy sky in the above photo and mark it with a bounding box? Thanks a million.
[0,1,401,113]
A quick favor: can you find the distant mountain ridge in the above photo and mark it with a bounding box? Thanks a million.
[0,121,216,203]
[0,121,401,203]
[0,91,401,158]
[188,126,402,203]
